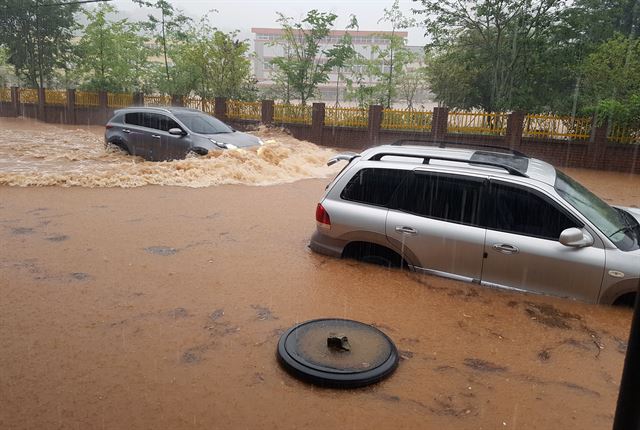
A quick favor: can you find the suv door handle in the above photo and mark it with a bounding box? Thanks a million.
[395,226,417,235]
[492,244,519,254]
[122,129,131,134]
[151,134,161,139]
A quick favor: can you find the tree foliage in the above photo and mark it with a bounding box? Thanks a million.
[582,35,640,127]
[414,0,567,112]
[75,4,150,92]
[133,0,191,94]
[413,0,640,115]
[0,0,79,88]
[344,2,417,108]
[170,17,256,99]
[270,10,340,104]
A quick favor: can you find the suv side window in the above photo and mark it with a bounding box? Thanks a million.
[158,115,180,132]
[138,113,180,131]
[124,112,143,126]
[487,182,581,240]
[394,172,483,226]
[341,168,408,207]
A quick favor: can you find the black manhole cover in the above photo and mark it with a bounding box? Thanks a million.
[277,318,399,388]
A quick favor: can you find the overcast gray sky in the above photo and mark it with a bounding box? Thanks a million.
[109,0,429,46]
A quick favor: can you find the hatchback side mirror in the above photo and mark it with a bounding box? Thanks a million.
[559,227,593,247]
[169,128,185,136]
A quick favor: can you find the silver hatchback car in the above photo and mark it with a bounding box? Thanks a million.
[105,107,263,161]
[310,143,640,305]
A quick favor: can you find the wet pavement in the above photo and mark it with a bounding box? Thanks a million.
[0,119,639,429]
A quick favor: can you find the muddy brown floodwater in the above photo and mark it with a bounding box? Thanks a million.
[1,118,639,429]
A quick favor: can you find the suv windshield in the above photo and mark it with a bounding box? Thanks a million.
[174,113,233,134]
[555,170,639,251]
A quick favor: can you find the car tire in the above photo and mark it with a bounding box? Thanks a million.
[106,140,131,155]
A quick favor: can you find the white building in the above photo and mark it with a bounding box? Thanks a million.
[251,27,410,104]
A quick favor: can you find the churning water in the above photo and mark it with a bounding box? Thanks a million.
[0,119,339,187]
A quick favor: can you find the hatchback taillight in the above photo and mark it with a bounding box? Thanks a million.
[315,203,331,229]
[105,124,113,129]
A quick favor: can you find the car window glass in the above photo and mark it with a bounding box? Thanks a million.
[395,173,482,225]
[488,182,580,240]
[142,113,161,130]
[158,115,180,132]
[124,112,142,126]
[341,168,408,207]
[174,113,233,134]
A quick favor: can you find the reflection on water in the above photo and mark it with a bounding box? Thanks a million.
[0,120,338,187]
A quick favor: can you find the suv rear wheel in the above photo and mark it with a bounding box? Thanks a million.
[107,139,131,155]
[613,292,637,308]
[342,242,407,269]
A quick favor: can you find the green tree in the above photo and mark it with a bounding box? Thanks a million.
[397,59,429,109]
[133,0,191,94]
[582,35,640,128]
[0,0,79,88]
[0,45,17,86]
[413,0,568,112]
[170,17,256,99]
[75,4,150,92]
[325,14,359,106]
[377,0,415,108]
[270,10,339,104]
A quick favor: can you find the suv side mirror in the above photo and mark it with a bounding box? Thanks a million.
[559,228,593,247]
[169,128,185,136]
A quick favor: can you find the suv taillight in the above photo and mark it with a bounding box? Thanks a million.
[105,124,113,129]
[315,203,331,229]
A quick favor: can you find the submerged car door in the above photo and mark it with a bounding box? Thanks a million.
[142,113,189,161]
[157,114,190,160]
[480,180,605,303]
[385,171,487,281]
[122,112,149,158]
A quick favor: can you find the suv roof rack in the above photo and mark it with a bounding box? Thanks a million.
[390,139,528,158]
[369,152,529,178]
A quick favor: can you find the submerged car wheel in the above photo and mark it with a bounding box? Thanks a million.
[106,140,131,155]
[189,147,209,156]
[277,318,399,388]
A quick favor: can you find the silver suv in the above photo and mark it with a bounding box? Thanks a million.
[105,107,263,161]
[310,142,640,305]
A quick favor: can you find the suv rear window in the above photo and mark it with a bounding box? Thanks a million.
[341,168,408,207]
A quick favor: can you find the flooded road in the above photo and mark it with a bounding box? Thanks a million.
[0,117,338,187]
[0,118,639,429]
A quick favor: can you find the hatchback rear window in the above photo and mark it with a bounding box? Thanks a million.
[341,168,408,207]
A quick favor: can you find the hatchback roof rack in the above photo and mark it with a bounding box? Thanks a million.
[390,139,528,158]
[369,152,529,178]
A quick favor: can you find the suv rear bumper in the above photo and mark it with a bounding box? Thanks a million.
[309,230,346,258]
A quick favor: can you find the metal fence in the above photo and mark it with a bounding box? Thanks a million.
[273,103,312,125]
[448,111,509,135]
[382,108,433,132]
[609,123,640,144]
[144,95,171,106]
[44,89,67,106]
[325,106,368,128]
[182,97,202,110]
[19,88,38,104]
[523,114,592,140]
[75,91,100,107]
[0,88,12,102]
[6,87,639,144]
[107,93,133,108]
[227,100,261,121]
